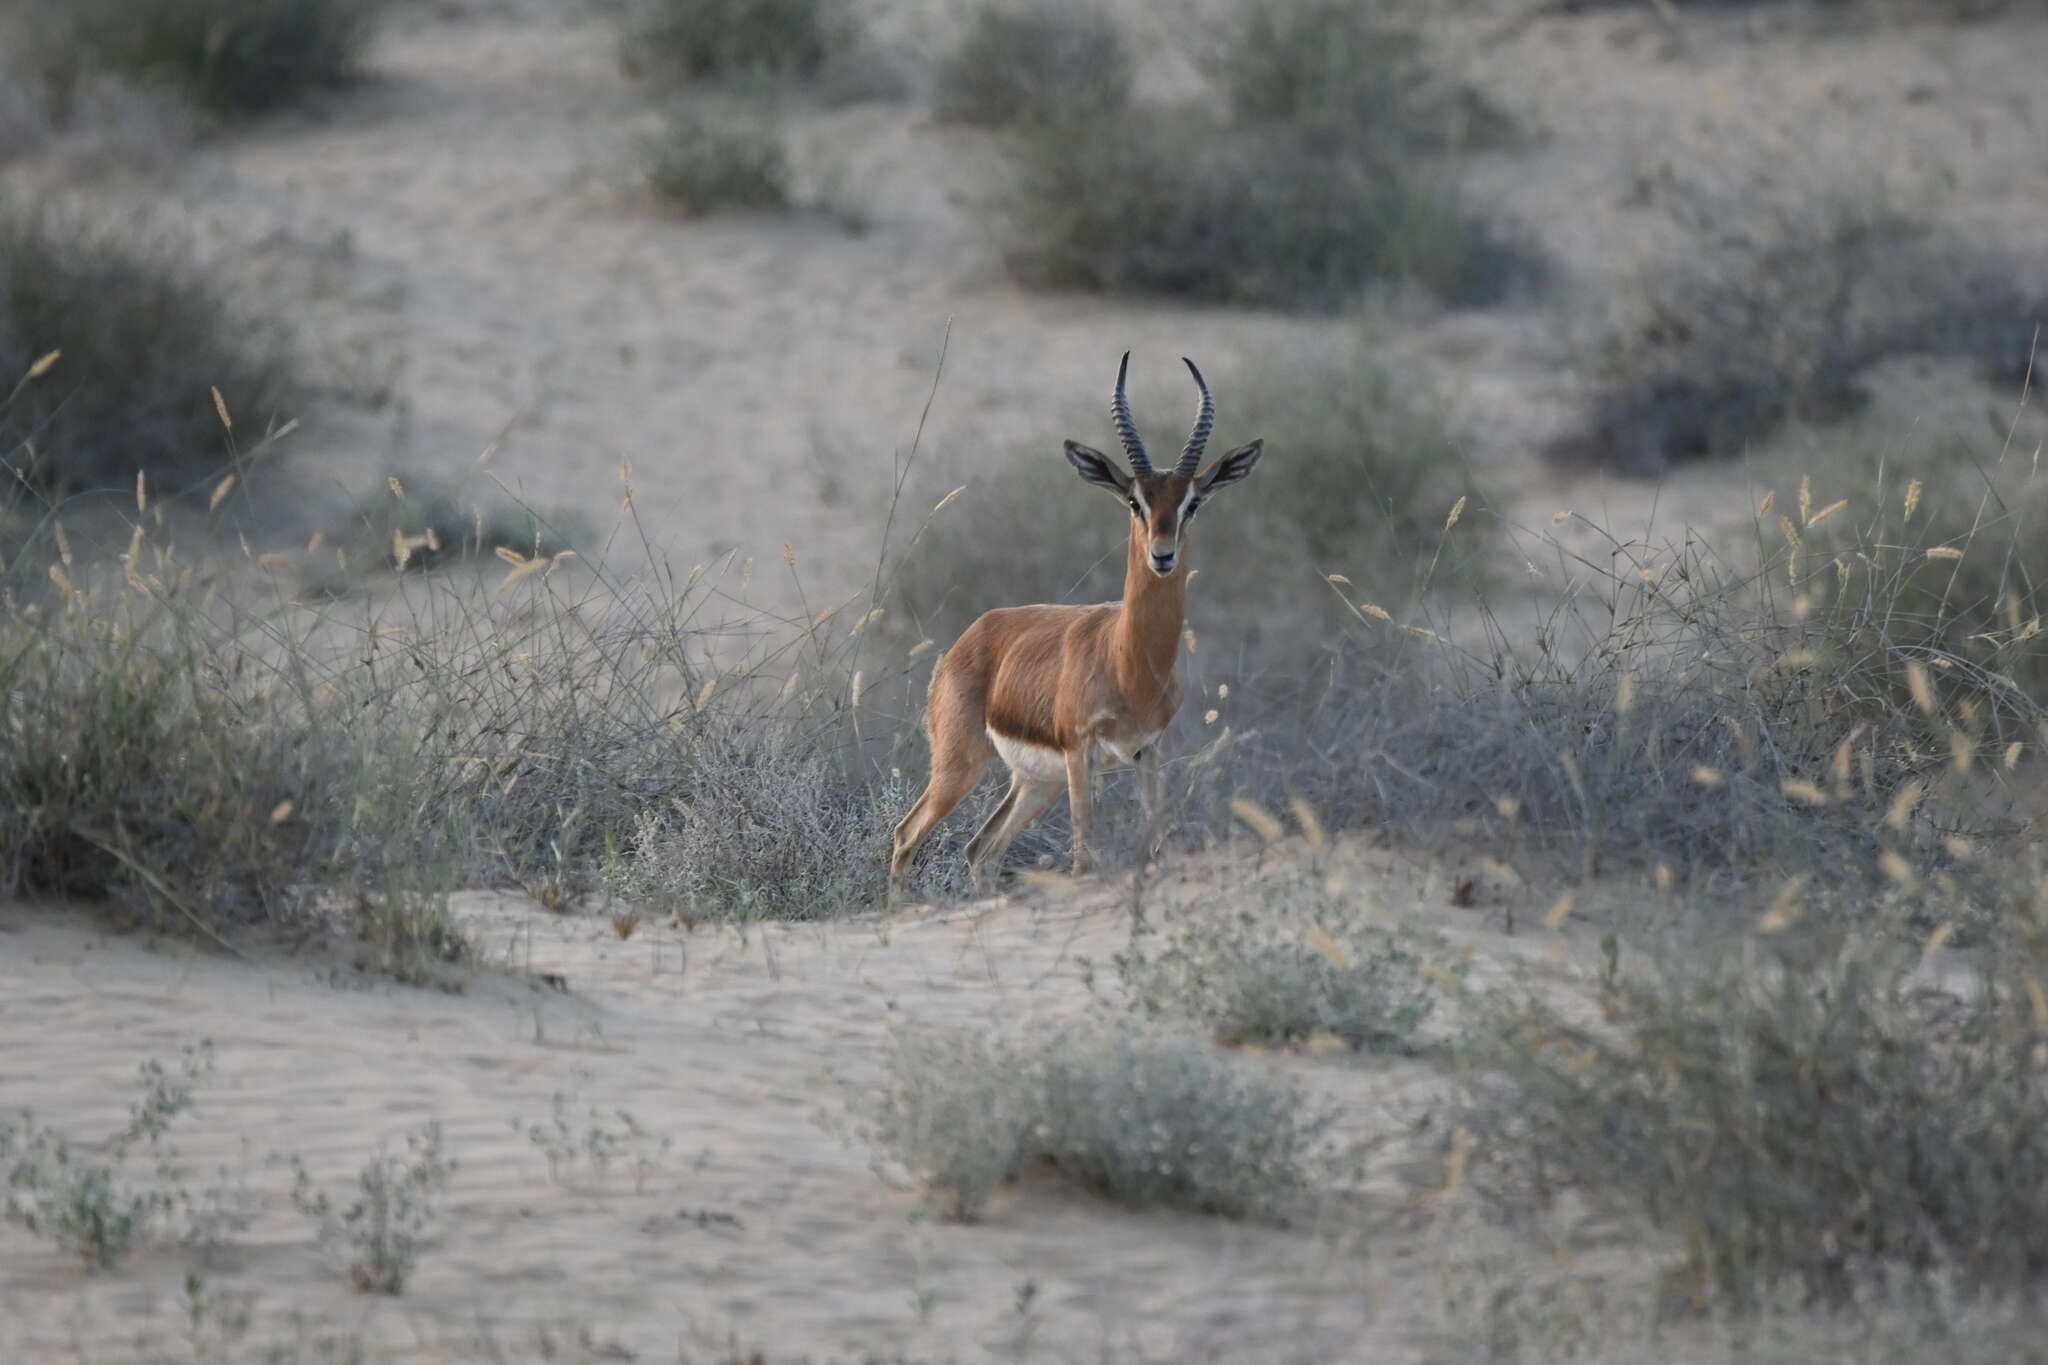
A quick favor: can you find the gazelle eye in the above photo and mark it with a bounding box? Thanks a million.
[1127,498,1141,513]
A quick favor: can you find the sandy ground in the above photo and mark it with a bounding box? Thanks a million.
[0,843,1564,1364]
[4,0,2048,1359]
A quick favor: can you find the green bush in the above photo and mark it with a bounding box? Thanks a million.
[934,1,1131,127]
[21,0,387,116]
[998,109,1529,311]
[0,210,299,501]
[1202,0,1514,150]
[1552,198,2041,474]
[628,0,832,83]
[642,105,790,215]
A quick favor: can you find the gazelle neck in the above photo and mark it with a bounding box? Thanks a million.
[1114,518,1186,698]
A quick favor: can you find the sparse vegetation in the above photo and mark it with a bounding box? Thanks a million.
[857,1021,1335,1223]
[934,1,1131,127]
[16,0,388,117]
[0,1044,213,1270]
[998,109,1528,311]
[1463,922,2048,1307]
[987,0,1532,310]
[643,104,791,215]
[0,210,300,502]
[627,0,833,84]
[890,336,1484,657]
[1117,873,1439,1052]
[1552,195,2041,474]
[293,1122,456,1295]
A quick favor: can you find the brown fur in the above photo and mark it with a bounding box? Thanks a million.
[890,481,1194,891]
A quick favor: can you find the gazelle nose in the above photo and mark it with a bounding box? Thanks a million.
[1149,550,1177,575]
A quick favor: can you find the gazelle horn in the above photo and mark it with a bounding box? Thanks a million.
[1175,357,1214,478]
[1110,351,1153,479]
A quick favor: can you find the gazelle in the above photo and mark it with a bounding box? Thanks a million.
[890,352,1264,893]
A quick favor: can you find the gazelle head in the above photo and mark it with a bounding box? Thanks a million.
[1064,352,1264,578]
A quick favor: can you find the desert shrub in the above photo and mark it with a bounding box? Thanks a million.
[292,1122,455,1295]
[642,105,790,215]
[1462,925,2048,1306]
[627,0,832,84]
[934,1,1131,127]
[0,524,464,968]
[1552,199,2041,475]
[1201,0,1513,150]
[605,721,906,920]
[17,0,387,116]
[999,108,1527,311]
[1116,873,1438,1052]
[0,210,299,502]
[857,1021,1334,1223]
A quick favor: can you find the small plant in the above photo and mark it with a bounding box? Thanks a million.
[857,1021,1332,1223]
[934,1,1131,127]
[627,0,832,84]
[15,0,387,117]
[512,1093,671,1193]
[643,105,790,216]
[293,1122,456,1295]
[0,1042,214,1270]
[1116,873,1439,1052]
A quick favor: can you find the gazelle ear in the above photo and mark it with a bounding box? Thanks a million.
[1196,440,1263,495]
[1064,440,1131,497]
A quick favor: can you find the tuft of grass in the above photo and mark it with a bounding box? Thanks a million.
[857,1021,1335,1223]
[626,0,833,84]
[19,0,388,117]
[1116,872,1438,1053]
[642,104,791,216]
[1552,196,2041,475]
[316,468,579,583]
[933,1,1131,128]
[0,210,300,502]
[1462,923,2048,1307]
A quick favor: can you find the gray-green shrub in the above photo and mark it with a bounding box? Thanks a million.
[934,1,1131,127]
[0,210,300,501]
[858,1021,1334,1222]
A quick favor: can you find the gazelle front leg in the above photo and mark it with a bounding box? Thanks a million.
[1135,746,1167,862]
[1064,744,1095,877]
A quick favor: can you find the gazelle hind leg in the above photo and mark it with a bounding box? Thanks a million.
[966,776,1062,893]
[891,758,988,886]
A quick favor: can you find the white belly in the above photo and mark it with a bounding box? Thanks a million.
[988,728,1162,782]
